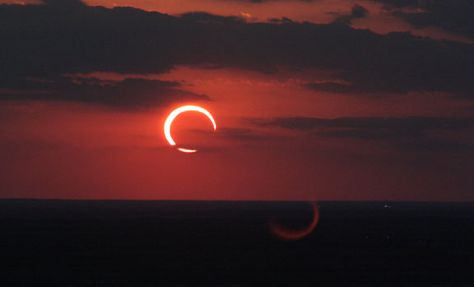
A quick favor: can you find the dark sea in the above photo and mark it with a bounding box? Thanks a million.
[1,200,473,286]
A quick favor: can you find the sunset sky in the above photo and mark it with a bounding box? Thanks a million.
[0,0,473,200]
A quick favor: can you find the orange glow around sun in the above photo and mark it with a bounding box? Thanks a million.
[163,105,217,153]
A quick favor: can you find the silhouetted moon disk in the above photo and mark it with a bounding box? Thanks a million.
[164,105,217,153]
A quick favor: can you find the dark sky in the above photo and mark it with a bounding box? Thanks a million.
[0,0,472,200]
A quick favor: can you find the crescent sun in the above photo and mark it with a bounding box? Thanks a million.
[164,105,217,153]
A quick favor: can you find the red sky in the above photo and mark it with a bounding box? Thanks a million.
[0,0,473,200]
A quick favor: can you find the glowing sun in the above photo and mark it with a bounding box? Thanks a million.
[163,105,217,153]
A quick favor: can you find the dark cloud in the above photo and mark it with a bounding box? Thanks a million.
[305,82,374,94]
[217,127,266,141]
[190,127,267,142]
[42,0,85,7]
[0,77,208,109]
[0,0,473,108]
[256,116,474,151]
[259,116,474,132]
[378,0,474,40]
[304,29,474,96]
[332,4,369,25]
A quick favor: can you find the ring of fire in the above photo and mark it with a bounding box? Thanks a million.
[164,105,217,153]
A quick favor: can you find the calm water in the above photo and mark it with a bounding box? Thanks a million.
[1,200,473,286]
